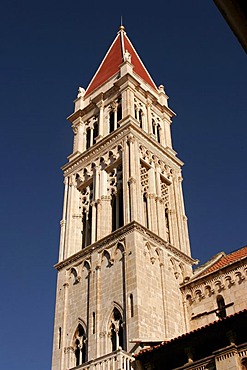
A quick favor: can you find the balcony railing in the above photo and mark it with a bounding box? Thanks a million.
[71,349,134,370]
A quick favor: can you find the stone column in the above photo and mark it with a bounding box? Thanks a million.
[99,169,111,238]
[178,175,191,256]
[163,118,172,149]
[146,99,152,135]
[168,180,180,249]
[61,282,69,370]
[158,125,165,147]
[147,166,158,233]
[59,177,68,262]
[97,98,104,140]
[122,139,130,224]
[64,176,74,258]
[72,118,84,154]
[121,87,135,118]
[128,135,138,221]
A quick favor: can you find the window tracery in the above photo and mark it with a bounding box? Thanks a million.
[108,165,123,231]
[134,98,144,129]
[109,98,122,133]
[81,184,93,248]
[85,116,99,150]
[151,113,162,143]
[110,308,124,351]
[73,324,87,366]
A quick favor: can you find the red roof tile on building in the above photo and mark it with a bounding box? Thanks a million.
[198,245,247,277]
[85,27,157,97]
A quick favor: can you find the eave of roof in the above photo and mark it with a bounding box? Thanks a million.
[195,245,247,278]
[135,308,247,358]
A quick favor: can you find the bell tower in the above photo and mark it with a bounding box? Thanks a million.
[51,26,195,370]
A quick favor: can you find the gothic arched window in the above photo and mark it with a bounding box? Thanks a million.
[82,184,93,248]
[73,324,87,366]
[110,308,124,351]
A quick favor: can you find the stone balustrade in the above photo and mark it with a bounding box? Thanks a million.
[71,349,134,370]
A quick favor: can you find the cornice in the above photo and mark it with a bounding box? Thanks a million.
[181,257,247,289]
[54,221,196,271]
[62,120,184,176]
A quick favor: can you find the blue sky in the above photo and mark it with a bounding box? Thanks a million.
[0,1,246,369]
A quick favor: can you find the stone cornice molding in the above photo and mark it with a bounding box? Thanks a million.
[181,264,247,302]
[54,221,196,271]
[62,121,183,177]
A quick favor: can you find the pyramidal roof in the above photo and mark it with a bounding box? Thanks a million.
[85,26,157,97]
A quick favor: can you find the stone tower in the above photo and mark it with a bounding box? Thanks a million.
[51,26,195,370]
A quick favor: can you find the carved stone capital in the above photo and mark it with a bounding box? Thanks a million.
[127,134,135,144]
[128,176,136,185]
[60,220,66,227]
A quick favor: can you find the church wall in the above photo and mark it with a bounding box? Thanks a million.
[183,261,247,330]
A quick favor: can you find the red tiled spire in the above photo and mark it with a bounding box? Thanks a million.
[85,26,157,97]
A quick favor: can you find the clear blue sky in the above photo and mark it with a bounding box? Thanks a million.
[0,1,246,369]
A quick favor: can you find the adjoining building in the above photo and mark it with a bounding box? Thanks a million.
[51,26,247,370]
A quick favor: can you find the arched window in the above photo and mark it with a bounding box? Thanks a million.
[165,208,170,242]
[73,324,87,366]
[138,110,143,129]
[110,308,124,351]
[86,128,90,150]
[109,98,122,133]
[129,294,134,317]
[152,119,156,135]
[157,124,161,143]
[216,295,226,319]
[134,104,138,120]
[109,111,114,133]
[117,100,122,124]
[143,193,148,228]
[93,121,99,144]
[82,184,93,248]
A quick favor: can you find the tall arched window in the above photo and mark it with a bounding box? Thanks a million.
[216,295,226,319]
[110,308,124,351]
[73,324,87,366]
[82,184,93,248]
[109,98,122,134]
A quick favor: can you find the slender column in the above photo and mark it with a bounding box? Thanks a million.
[98,99,104,139]
[147,166,158,233]
[158,125,165,147]
[121,87,135,118]
[59,177,68,261]
[146,99,152,134]
[168,180,180,248]
[64,176,73,258]
[95,265,101,357]
[133,138,142,223]
[177,175,191,256]
[155,166,166,238]
[128,135,138,221]
[159,256,169,338]
[114,104,118,130]
[90,125,94,147]
[72,119,84,154]
[91,203,97,244]
[122,139,130,224]
[99,169,111,237]
[163,118,172,148]
[61,282,69,370]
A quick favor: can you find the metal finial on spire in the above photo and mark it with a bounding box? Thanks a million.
[119,16,125,31]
